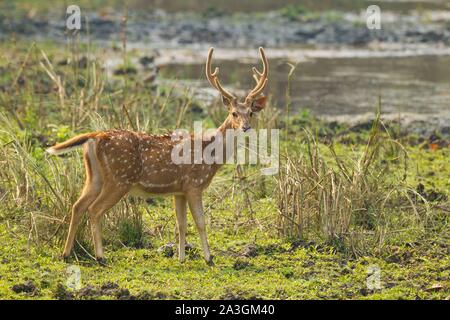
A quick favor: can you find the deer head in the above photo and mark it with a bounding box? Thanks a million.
[206,47,269,132]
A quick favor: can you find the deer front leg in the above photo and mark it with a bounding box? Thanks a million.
[186,192,213,266]
[174,195,187,263]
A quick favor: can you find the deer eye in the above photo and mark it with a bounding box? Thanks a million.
[249,111,253,117]
[232,112,238,118]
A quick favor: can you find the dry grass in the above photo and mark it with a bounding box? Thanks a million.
[275,113,432,255]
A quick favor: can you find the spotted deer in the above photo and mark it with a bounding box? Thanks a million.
[46,47,269,265]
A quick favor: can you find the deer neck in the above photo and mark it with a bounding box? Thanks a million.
[211,116,233,168]
[218,115,233,135]
[217,116,234,151]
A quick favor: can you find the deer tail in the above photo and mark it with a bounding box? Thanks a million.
[46,132,99,155]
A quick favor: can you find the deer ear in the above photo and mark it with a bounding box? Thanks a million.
[251,96,267,112]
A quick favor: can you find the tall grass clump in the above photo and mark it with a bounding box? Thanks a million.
[0,112,152,251]
[275,113,430,255]
[0,41,192,253]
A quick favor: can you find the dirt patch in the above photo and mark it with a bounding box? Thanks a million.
[289,239,317,252]
[11,280,38,295]
[157,243,199,259]
[233,258,251,270]
[135,290,167,300]
[74,282,137,300]
[115,288,133,300]
[260,244,287,256]
[77,285,101,299]
[53,283,74,300]
[240,244,258,258]
[220,288,262,300]
[416,183,448,203]
[113,66,138,76]
[100,282,120,296]
[157,243,176,258]
[386,250,413,265]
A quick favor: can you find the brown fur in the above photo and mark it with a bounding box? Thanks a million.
[46,132,100,154]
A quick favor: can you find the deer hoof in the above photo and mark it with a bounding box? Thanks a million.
[206,256,215,266]
[96,257,108,267]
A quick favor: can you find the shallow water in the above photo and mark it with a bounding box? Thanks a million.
[160,53,450,118]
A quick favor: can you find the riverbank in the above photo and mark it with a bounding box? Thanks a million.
[1,8,450,48]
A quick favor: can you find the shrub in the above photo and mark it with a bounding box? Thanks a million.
[275,113,430,255]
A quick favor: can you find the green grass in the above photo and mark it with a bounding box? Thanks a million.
[1,213,449,300]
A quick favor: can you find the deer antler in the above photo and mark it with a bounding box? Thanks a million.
[206,48,235,100]
[245,47,269,103]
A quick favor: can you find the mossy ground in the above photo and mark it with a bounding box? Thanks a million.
[1,144,449,300]
[0,200,449,300]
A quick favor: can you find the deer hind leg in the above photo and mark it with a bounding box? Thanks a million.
[63,142,102,258]
[87,182,129,261]
[174,195,187,262]
[186,192,213,265]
